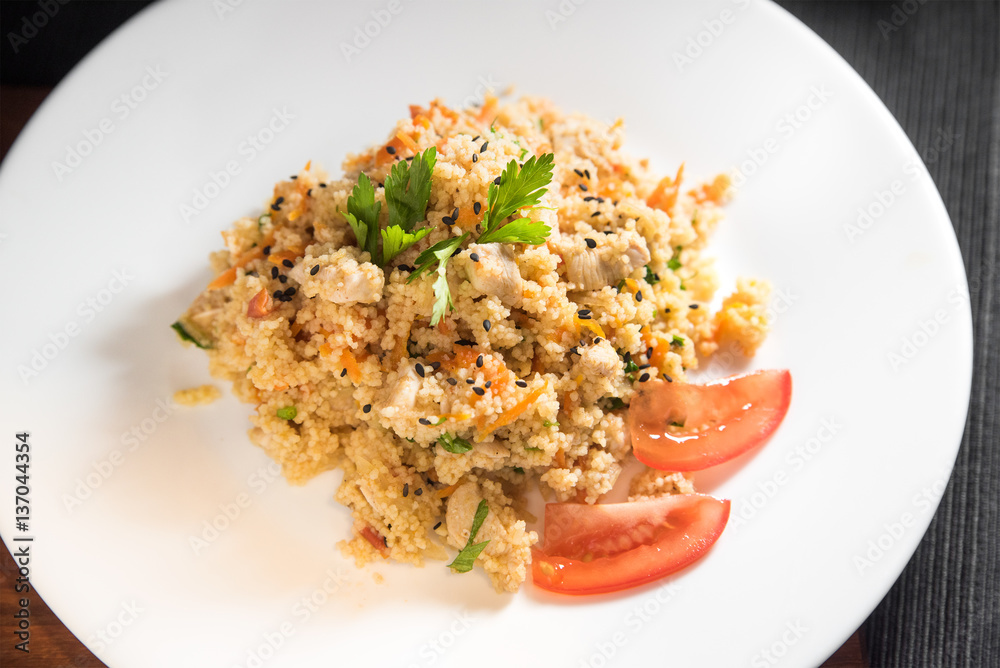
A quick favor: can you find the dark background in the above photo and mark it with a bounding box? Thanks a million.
[1,2,997,667]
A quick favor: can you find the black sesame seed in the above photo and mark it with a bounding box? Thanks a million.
[466,378,475,385]
[447,377,458,386]
[442,216,455,225]
[282,259,294,268]
[290,175,297,180]
[262,246,272,256]
[433,521,442,530]
[515,380,528,388]
[275,196,284,204]
[378,182,384,188]
[480,141,488,153]
[636,291,643,302]
[278,275,288,284]
[415,364,425,378]
[574,168,584,177]
[578,309,591,317]
[418,418,431,426]
[639,373,650,382]
[689,304,700,309]
[594,337,603,344]
[493,176,501,186]
[306,188,312,197]
[663,374,674,382]
[310,265,320,276]
[472,135,480,141]
[455,339,476,347]
[664,308,671,314]
[270,203,281,212]
[430,362,441,371]
[402,483,409,496]
[473,202,481,215]
[584,196,596,202]
[570,347,579,355]
[579,184,588,192]
[585,238,596,249]
[363,404,372,414]
[639,364,651,370]
[383,536,388,547]
[472,154,479,163]
[584,169,591,179]
[340,368,348,377]
[272,289,284,299]
[591,212,601,217]
[319,182,327,188]
[647,347,654,358]
[473,386,486,396]
[470,252,480,262]
[476,354,484,367]
[484,380,492,389]
[386,145,397,155]
[415,488,423,496]
[271,266,279,279]
[284,287,296,297]
[483,320,492,332]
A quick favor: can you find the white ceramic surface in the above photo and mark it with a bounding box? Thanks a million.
[0,1,972,667]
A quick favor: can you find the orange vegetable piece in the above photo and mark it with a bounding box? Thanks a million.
[246,289,274,318]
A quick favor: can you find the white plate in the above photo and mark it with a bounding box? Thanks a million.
[0,1,972,666]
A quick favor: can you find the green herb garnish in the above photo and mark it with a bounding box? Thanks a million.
[276,406,297,420]
[512,467,525,474]
[438,432,473,454]
[668,245,683,271]
[542,420,559,428]
[344,148,438,266]
[171,321,210,349]
[602,396,628,411]
[644,265,661,285]
[524,446,542,452]
[447,499,490,573]
[669,420,686,428]
[408,233,469,325]
[671,335,685,347]
[622,353,639,374]
[477,153,555,245]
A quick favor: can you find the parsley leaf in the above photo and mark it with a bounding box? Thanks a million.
[438,433,473,454]
[478,153,555,245]
[667,245,683,271]
[408,233,468,325]
[476,217,550,245]
[385,147,436,232]
[448,499,490,573]
[671,335,686,347]
[602,396,628,411]
[276,406,297,420]
[381,225,432,265]
[343,172,382,263]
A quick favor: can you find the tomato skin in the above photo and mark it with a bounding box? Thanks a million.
[532,494,730,595]
[629,369,792,472]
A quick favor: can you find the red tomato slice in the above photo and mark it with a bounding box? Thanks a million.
[532,494,730,595]
[629,369,792,472]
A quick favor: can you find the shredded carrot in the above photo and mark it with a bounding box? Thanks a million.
[396,131,419,154]
[478,386,545,436]
[574,314,606,339]
[647,163,685,213]
[436,482,461,499]
[339,349,363,384]
[359,525,388,558]
[207,231,275,290]
[691,173,731,205]
[409,104,427,120]
[289,320,304,337]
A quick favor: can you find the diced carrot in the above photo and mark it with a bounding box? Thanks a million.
[476,93,498,124]
[247,289,274,318]
[454,206,481,230]
[574,314,606,339]
[289,320,304,337]
[320,342,333,358]
[375,136,407,167]
[339,349,363,384]
[409,104,427,120]
[554,447,566,468]
[413,114,431,130]
[268,249,303,266]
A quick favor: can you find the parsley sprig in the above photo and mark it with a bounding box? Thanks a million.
[409,153,556,325]
[344,147,438,266]
[478,153,555,245]
[447,499,490,573]
[437,432,473,454]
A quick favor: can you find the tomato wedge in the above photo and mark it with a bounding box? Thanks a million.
[532,494,730,595]
[629,369,792,472]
